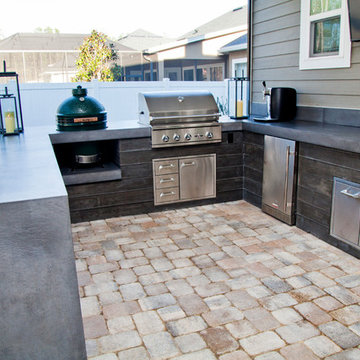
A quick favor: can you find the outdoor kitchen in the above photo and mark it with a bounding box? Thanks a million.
[1,1,360,360]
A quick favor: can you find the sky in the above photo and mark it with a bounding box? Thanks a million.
[1,0,247,40]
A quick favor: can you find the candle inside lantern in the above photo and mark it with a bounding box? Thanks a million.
[5,111,16,133]
[236,100,243,118]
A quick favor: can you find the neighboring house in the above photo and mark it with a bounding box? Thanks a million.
[0,33,141,83]
[117,29,173,81]
[117,28,173,51]
[135,6,248,81]
[220,33,248,78]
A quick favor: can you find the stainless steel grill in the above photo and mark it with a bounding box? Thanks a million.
[138,90,222,148]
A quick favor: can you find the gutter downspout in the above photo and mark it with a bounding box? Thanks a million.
[248,0,253,115]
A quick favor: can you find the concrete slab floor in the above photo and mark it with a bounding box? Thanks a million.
[72,200,360,360]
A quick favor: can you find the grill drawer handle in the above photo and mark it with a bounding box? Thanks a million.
[341,188,360,199]
[160,191,176,198]
[160,177,175,184]
[181,161,196,167]
[159,163,175,170]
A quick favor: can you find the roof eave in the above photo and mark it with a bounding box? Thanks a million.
[145,25,247,54]
[219,43,247,54]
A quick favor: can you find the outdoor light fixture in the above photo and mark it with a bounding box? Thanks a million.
[228,76,249,119]
[0,61,24,135]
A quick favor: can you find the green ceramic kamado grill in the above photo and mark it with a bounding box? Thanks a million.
[56,85,107,131]
[56,85,107,166]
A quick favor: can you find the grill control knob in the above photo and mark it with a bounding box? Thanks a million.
[184,133,192,141]
[173,134,180,141]
[206,131,214,139]
[162,135,170,142]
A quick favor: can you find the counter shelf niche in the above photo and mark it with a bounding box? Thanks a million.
[52,139,122,186]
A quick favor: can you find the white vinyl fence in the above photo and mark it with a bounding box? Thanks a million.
[19,80,230,127]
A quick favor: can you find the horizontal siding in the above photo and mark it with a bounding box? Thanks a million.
[251,0,360,110]
[253,26,299,48]
[253,12,300,36]
[253,0,299,23]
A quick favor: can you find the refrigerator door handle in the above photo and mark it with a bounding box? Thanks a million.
[284,146,292,212]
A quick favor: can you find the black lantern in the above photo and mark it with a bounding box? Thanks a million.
[0,61,24,135]
[0,87,21,135]
[228,76,249,119]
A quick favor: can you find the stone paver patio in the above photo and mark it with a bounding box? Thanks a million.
[72,200,360,360]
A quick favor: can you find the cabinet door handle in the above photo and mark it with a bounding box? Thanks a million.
[284,146,290,212]
[159,163,175,170]
[160,177,175,184]
[160,191,176,198]
[181,161,196,167]
[341,188,360,199]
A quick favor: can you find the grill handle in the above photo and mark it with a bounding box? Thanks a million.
[150,113,221,122]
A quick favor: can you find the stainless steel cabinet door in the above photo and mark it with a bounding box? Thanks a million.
[262,136,296,217]
[331,178,360,246]
[179,154,216,201]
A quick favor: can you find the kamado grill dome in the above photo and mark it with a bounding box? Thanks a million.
[56,85,107,131]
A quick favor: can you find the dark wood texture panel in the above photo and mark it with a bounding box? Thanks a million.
[243,131,264,208]
[67,132,244,223]
[296,142,360,257]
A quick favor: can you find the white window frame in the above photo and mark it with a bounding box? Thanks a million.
[231,57,247,78]
[299,0,351,70]
[164,67,181,81]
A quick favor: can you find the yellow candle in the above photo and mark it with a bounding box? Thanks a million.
[5,111,16,133]
[236,100,243,118]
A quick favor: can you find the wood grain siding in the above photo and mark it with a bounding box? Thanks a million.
[252,0,360,110]
[296,143,360,257]
[243,131,264,207]
[67,133,244,222]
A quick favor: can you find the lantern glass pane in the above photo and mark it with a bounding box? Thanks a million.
[1,97,18,134]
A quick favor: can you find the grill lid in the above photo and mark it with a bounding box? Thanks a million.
[139,90,220,126]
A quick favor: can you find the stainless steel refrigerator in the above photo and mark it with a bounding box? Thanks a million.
[262,135,297,225]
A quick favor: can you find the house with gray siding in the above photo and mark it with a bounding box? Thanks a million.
[250,0,359,110]
[246,0,360,257]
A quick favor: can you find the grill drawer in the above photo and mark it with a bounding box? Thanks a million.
[330,177,360,247]
[153,159,178,175]
[155,187,180,204]
[155,175,179,189]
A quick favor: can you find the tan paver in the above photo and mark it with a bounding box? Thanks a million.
[72,200,360,359]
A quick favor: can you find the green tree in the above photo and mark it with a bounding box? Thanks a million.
[73,30,116,82]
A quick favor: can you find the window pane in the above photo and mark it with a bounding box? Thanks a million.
[312,16,340,54]
[184,69,194,81]
[310,0,341,15]
[210,67,223,81]
[196,68,207,81]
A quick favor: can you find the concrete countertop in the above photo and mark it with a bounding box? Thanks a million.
[243,118,360,154]
[1,116,359,206]
[0,126,66,204]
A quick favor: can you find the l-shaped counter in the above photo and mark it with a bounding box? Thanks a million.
[1,116,360,360]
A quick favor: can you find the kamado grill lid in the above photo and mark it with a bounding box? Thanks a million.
[56,85,107,131]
